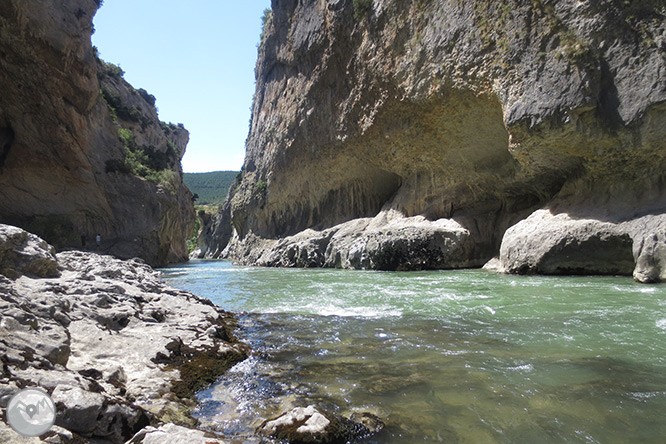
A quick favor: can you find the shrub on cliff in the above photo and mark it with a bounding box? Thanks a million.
[186,216,202,253]
[107,128,179,188]
[353,0,373,20]
[260,8,272,42]
[137,88,157,107]
[103,62,125,79]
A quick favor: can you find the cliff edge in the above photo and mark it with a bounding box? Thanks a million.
[204,0,666,281]
[0,0,194,266]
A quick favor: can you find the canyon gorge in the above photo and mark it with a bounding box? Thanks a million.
[198,0,666,282]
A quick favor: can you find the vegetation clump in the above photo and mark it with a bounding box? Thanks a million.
[254,180,268,198]
[353,0,373,20]
[153,322,248,400]
[105,128,178,186]
[96,58,182,187]
[102,88,147,125]
[101,61,125,79]
[186,214,202,253]
[137,88,157,107]
[260,8,272,43]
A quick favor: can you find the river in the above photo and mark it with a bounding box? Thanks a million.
[160,260,666,443]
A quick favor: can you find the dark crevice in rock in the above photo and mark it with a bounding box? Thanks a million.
[0,124,15,169]
[596,58,623,129]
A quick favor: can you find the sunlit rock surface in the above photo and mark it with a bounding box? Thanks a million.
[0,225,248,443]
[202,0,666,280]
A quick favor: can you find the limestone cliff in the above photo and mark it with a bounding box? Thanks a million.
[0,0,194,266]
[207,0,666,280]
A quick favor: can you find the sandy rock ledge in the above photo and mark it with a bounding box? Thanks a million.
[0,224,248,443]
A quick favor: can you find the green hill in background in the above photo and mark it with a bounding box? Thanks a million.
[183,171,239,206]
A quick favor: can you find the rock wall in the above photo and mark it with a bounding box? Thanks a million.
[207,0,666,280]
[0,0,194,267]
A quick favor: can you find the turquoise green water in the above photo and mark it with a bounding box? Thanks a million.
[160,260,666,443]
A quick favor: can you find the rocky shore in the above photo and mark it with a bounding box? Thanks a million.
[221,197,666,283]
[0,224,249,443]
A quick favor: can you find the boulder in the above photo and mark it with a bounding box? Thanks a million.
[51,384,149,441]
[229,211,483,271]
[126,423,226,444]
[257,405,383,444]
[499,210,635,276]
[0,224,59,279]
[51,385,105,436]
[498,206,666,282]
[632,215,666,283]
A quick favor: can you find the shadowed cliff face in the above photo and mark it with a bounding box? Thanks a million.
[0,0,194,266]
[205,0,666,278]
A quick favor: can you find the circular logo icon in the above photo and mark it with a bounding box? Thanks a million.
[6,388,56,437]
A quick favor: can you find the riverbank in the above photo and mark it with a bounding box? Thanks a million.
[0,224,248,443]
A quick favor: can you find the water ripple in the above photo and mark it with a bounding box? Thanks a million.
[161,260,666,444]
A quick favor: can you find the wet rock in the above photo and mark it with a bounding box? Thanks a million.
[363,374,427,395]
[257,405,383,443]
[349,412,385,434]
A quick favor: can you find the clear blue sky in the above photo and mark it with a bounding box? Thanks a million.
[92,0,271,173]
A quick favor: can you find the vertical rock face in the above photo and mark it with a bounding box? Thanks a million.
[208,0,666,279]
[0,0,194,266]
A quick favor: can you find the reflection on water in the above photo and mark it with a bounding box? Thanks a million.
[160,260,666,443]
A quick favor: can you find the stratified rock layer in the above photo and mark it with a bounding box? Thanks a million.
[0,225,248,443]
[205,0,666,280]
[0,0,194,266]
